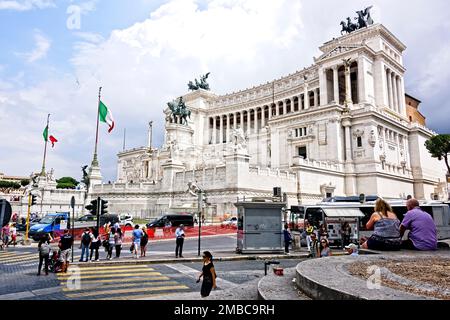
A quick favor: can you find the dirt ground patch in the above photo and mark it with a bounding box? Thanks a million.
[348,258,450,300]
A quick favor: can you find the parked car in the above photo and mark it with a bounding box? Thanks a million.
[221,217,237,228]
[28,213,70,241]
[146,214,194,228]
[119,214,133,227]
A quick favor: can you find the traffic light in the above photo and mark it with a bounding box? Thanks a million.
[31,194,37,206]
[100,199,108,215]
[85,199,98,215]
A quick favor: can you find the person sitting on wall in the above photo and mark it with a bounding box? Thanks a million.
[345,243,359,256]
[361,198,402,251]
[399,198,437,251]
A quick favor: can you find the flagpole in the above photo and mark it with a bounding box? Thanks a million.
[92,87,102,167]
[40,114,50,176]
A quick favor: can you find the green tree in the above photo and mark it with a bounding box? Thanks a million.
[20,179,30,187]
[56,177,79,189]
[0,180,21,189]
[425,134,450,175]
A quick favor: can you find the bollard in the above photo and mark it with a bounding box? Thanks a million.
[264,260,280,276]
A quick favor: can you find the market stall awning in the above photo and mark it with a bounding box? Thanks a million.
[322,207,364,218]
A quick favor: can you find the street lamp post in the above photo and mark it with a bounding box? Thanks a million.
[188,182,203,257]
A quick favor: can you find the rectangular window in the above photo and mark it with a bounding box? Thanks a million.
[357,136,362,147]
[298,146,307,159]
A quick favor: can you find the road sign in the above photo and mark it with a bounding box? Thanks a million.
[0,199,12,228]
[60,219,67,230]
[70,196,75,209]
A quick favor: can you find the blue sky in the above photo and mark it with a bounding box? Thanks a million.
[1,0,449,182]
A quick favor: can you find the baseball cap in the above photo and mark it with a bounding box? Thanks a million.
[345,243,358,250]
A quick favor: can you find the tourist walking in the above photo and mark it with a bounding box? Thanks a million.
[308,233,320,258]
[361,198,402,251]
[340,221,351,248]
[37,234,51,276]
[89,227,102,262]
[89,227,100,262]
[115,228,123,258]
[132,225,143,259]
[9,223,17,247]
[283,224,292,254]
[400,198,437,251]
[197,251,216,298]
[59,229,73,272]
[175,224,185,258]
[79,228,91,262]
[106,227,116,260]
[320,239,332,257]
[140,226,148,257]
[1,224,10,249]
[305,221,314,252]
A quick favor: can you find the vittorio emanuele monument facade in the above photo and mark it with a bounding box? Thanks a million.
[88,23,447,218]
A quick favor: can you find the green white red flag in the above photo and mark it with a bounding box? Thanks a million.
[99,100,115,133]
[43,126,58,147]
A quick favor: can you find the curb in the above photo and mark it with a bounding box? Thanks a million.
[70,253,309,267]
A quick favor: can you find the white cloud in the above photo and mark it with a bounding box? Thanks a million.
[0,0,55,11]
[24,30,51,63]
[2,0,450,181]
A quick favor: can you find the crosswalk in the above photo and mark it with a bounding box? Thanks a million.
[0,250,82,268]
[57,264,190,300]
[0,251,39,267]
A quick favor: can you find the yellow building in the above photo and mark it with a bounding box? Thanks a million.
[405,94,426,126]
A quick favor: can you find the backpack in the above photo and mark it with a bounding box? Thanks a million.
[82,232,91,245]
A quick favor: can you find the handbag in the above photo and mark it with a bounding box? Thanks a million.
[129,243,135,252]
[102,240,108,247]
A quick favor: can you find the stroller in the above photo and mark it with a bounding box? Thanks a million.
[49,249,63,273]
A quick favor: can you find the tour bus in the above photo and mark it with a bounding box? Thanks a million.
[289,197,450,247]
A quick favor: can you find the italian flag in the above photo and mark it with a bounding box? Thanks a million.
[99,100,115,133]
[43,126,58,147]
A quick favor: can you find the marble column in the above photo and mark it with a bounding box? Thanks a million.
[261,106,266,128]
[254,109,259,134]
[344,123,352,162]
[219,115,224,144]
[240,111,244,129]
[398,76,405,116]
[226,114,230,143]
[319,68,328,106]
[344,64,353,106]
[313,89,318,107]
[304,85,310,109]
[392,73,399,113]
[268,104,272,120]
[212,116,216,144]
[283,100,287,115]
[247,110,251,134]
[276,103,280,116]
[387,69,394,110]
[333,66,339,104]
[357,56,366,104]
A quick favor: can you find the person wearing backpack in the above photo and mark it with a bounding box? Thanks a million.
[106,227,116,260]
[37,234,51,276]
[140,226,148,257]
[79,228,91,262]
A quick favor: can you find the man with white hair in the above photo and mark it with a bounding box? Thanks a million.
[399,198,437,251]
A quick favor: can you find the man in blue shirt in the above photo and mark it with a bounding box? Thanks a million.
[132,225,143,259]
[175,224,185,258]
